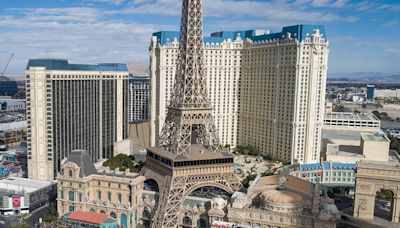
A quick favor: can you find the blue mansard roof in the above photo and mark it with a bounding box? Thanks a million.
[300,161,355,172]
[153,25,327,46]
[26,59,128,72]
[300,163,322,171]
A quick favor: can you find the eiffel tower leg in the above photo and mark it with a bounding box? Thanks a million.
[151,176,188,228]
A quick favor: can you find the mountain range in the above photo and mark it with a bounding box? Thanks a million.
[328,72,400,84]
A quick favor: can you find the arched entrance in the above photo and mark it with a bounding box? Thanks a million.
[144,179,160,192]
[182,216,192,226]
[197,218,207,228]
[374,188,395,221]
[189,186,231,199]
[353,162,400,224]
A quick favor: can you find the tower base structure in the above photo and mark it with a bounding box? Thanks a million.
[142,144,240,228]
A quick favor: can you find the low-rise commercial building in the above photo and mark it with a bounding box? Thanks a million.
[0,177,56,226]
[290,161,356,186]
[323,112,380,131]
[0,98,25,112]
[322,112,381,156]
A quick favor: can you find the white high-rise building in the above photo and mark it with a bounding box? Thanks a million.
[150,25,329,163]
[26,59,129,181]
[128,75,150,123]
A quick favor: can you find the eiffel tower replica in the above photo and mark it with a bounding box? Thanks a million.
[141,0,241,227]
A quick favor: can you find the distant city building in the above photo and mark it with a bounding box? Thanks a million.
[150,25,328,163]
[348,93,365,102]
[374,88,400,99]
[128,75,149,123]
[57,150,145,228]
[0,76,18,97]
[0,98,25,112]
[26,59,129,181]
[0,177,56,226]
[366,84,375,101]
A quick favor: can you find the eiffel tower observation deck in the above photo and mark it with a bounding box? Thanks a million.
[141,0,241,227]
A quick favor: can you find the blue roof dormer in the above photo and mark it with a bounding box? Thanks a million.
[153,24,327,46]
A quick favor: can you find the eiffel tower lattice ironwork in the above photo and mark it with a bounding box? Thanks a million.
[141,0,240,227]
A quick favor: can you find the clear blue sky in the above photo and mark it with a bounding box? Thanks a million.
[0,0,399,75]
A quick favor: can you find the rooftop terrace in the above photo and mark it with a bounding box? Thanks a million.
[325,112,379,122]
[0,177,53,194]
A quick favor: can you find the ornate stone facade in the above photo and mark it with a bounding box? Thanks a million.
[353,160,400,223]
[57,150,145,228]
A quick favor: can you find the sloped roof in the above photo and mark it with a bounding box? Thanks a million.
[68,211,108,225]
[65,149,97,177]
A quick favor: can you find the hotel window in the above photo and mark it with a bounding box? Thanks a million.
[79,193,83,202]
[69,191,74,201]
[98,191,102,200]
[118,193,122,203]
[61,191,64,199]
[108,192,111,201]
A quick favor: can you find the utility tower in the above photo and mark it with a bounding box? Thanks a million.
[141,0,241,227]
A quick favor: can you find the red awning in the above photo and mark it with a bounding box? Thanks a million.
[69,211,107,225]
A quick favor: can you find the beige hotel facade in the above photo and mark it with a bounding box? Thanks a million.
[150,25,329,163]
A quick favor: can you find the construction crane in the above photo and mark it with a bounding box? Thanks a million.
[1,53,14,77]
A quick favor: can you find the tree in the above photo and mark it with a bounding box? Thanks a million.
[380,112,389,120]
[387,134,400,152]
[372,110,380,119]
[241,174,257,188]
[247,144,258,156]
[334,104,345,112]
[103,154,144,172]
[10,224,29,228]
[263,154,272,161]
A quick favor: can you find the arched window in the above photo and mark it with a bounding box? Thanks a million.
[110,211,117,218]
[90,208,96,212]
[69,170,73,177]
[183,216,192,225]
[100,210,106,214]
[197,218,207,228]
[121,213,127,228]
[69,191,74,201]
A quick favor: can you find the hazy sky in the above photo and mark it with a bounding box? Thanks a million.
[0,0,399,75]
